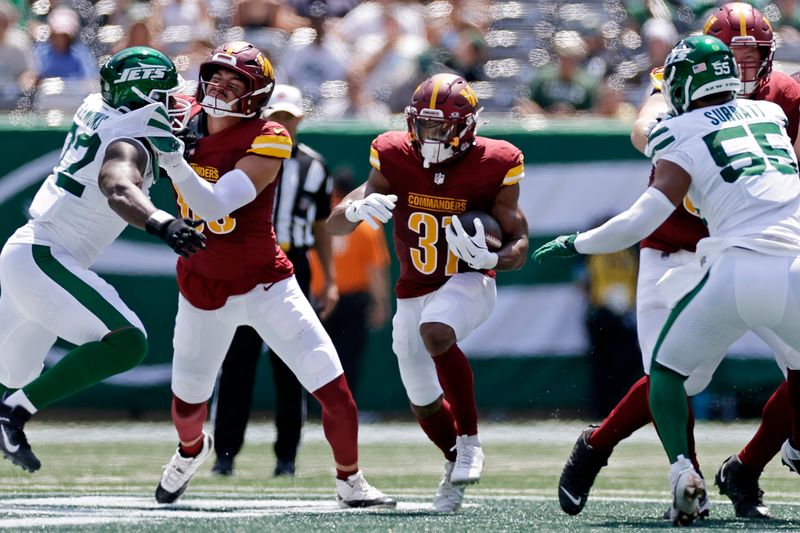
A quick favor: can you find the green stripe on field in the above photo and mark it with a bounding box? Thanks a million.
[31,244,132,332]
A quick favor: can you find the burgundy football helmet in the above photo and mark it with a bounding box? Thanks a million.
[405,73,481,168]
[197,41,275,118]
[703,2,775,97]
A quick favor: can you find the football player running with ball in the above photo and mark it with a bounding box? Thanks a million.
[327,73,529,512]
[0,47,205,472]
[556,2,800,521]
[151,41,395,508]
[535,35,800,526]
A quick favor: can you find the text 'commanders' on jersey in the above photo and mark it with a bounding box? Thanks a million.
[370,131,524,298]
[176,119,294,310]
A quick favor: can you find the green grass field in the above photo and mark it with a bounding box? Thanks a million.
[2,420,800,531]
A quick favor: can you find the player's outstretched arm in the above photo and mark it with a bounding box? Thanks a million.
[99,139,206,257]
[491,183,529,271]
[98,139,155,229]
[532,160,688,262]
[327,169,396,235]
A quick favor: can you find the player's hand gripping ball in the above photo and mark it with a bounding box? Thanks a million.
[446,211,502,270]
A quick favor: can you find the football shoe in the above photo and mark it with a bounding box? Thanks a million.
[715,454,770,519]
[451,434,484,485]
[433,461,467,512]
[668,455,706,527]
[156,432,213,504]
[781,439,800,475]
[0,397,40,473]
[211,453,234,477]
[335,470,397,509]
[557,425,610,515]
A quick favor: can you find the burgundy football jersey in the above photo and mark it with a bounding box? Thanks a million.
[641,71,800,253]
[175,118,294,310]
[370,131,524,299]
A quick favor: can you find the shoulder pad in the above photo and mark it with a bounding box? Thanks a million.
[644,123,676,159]
[247,120,293,158]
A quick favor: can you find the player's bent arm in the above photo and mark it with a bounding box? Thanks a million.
[574,159,689,255]
[328,183,367,235]
[98,139,157,229]
[631,92,669,155]
[491,183,529,271]
[327,169,393,235]
[170,154,281,221]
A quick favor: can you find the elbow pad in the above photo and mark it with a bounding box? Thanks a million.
[575,188,676,255]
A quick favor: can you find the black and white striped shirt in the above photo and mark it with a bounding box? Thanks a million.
[273,143,332,252]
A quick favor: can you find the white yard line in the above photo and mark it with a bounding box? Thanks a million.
[25,420,762,445]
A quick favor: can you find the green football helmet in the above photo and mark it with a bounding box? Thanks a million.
[662,35,740,116]
[100,46,190,131]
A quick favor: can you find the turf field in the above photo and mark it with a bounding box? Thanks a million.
[2,420,800,531]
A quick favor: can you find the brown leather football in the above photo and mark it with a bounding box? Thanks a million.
[458,211,503,250]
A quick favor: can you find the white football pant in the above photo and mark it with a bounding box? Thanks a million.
[392,272,496,406]
[0,241,143,388]
[171,275,343,404]
[653,248,800,379]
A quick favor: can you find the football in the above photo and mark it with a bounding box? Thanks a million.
[458,211,503,250]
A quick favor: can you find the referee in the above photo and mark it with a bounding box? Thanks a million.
[211,85,338,477]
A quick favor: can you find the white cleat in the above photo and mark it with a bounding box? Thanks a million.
[668,455,706,527]
[335,470,397,509]
[780,439,800,474]
[155,432,213,504]
[432,461,466,512]
[450,434,484,485]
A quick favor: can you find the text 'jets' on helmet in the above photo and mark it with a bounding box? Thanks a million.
[662,35,740,116]
[197,41,275,118]
[405,73,482,168]
[703,2,775,97]
[100,46,191,131]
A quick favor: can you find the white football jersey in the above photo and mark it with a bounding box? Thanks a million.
[9,94,176,267]
[646,98,800,247]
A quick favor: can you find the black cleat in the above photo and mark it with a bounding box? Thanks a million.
[273,458,296,477]
[0,399,40,473]
[716,454,771,519]
[211,454,234,476]
[557,425,611,515]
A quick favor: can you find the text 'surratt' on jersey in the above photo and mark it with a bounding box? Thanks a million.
[176,119,294,310]
[370,131,524,299]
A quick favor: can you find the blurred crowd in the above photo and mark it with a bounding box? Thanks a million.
[1,0,800,124]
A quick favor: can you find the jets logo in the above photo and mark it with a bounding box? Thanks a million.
[666,42,692,64]
[115,63,168,84]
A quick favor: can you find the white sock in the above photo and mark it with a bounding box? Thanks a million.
[4,390,37,415]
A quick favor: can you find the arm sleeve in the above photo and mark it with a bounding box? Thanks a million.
[574,187,676,255]
[171,162,257,221]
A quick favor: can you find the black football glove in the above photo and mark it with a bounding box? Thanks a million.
[145,210,206,257]
[175,113,202,162]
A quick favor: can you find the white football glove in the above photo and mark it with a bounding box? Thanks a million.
[445,215,498,270]
[345,193,398,230]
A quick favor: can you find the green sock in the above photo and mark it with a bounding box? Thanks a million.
[649,362,689,463]
[23,328,147,410]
